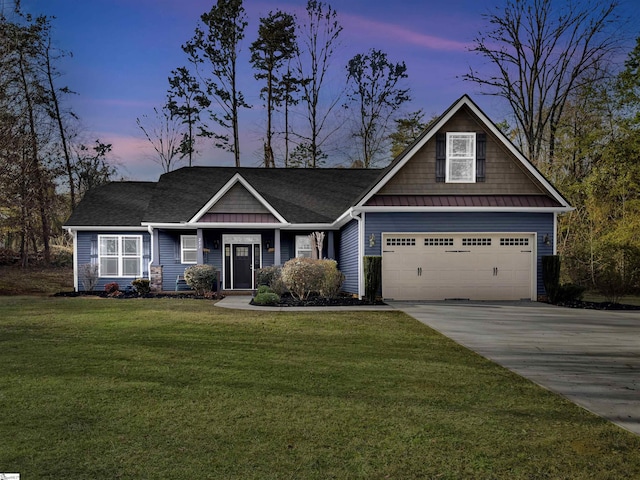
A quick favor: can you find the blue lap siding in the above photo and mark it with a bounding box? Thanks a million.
[363,212,554,296]
[338,220,360,295]
[76,230,151,291]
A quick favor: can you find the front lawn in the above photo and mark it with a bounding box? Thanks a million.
[1,297,638,479]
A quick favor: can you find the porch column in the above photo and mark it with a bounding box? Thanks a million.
[274,229,281,265]
[151,228,159,265]
[197,228,204,264]
[327,231,335,259]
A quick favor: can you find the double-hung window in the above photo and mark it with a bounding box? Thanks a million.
[446,132,476,183]
[181,235,198,264]
[98,235,142,277]
[295,235,313,258]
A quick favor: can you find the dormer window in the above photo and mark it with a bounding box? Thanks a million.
[446,132,476,183]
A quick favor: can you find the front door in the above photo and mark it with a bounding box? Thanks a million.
[233,244,252,289]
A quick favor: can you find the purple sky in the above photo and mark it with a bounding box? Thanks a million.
[19,0,640,181]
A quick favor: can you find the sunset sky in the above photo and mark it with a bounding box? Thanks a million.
[18,0,640,181]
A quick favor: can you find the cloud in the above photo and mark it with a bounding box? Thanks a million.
[342,13,471,52]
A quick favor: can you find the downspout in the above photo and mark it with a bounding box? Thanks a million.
[349,209,364,299]
[67,227,78,292]
[553,212,558,255]
[147,225,154,280]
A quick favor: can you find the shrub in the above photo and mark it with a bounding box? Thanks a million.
[253,291,281,305]
[555,283,586,303]
[184,264,218,296]
[542,255,561,303]
[318,259,345,298]
[593,243,640,303]
[364,256,382,303]
[50,245,73,267]
[256,266,281,287]
[79,263,99,291]
[131,278,151,295]
[281,257,325,300]
[257,284,272,295]
[104,282,119,294]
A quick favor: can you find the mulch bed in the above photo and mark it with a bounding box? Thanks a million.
[53,291,223,300]
[554,300,640,310]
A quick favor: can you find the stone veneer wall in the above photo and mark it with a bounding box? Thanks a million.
[150,266,163,292]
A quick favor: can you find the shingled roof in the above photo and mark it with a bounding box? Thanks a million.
[66,168,384,227]
[65,182,156,227]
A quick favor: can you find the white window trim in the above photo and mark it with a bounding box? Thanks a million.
[446,132,476,183]
[181,235,198,264]
[295,235,313,258]
[98,234,142,278]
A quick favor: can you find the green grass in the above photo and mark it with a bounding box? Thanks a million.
[1,297,638,479]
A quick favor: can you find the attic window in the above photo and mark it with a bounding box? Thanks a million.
[446,132,476,183]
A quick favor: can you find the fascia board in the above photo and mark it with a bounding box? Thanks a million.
[142,222,291,229]
[355,206,574,214]
[63,225,148,231]
[188,173,288,224]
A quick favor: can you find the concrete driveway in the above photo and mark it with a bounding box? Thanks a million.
[389,301,640,435]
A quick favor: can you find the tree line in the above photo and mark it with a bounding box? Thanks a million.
[0,5,116,266]
[1,0,638,297]
[138,0,411,172]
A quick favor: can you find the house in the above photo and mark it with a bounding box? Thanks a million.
[64,95,572,301]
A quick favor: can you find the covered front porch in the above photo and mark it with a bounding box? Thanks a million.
[149,227,337,292]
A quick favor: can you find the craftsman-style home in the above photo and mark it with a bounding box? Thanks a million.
[65,95,571,300]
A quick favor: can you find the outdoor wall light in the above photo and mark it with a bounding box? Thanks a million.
[369,233,376,247]
[265,241,271,250]
[543,234,551,246]
[213,239,220,249]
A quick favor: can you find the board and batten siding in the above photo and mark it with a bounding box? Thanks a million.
[338,220,360,294]
[364,212,554,295]
[76,230,150,291]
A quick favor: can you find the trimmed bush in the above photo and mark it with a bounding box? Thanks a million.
[131,278,151,295]
[542,255,561,303]
[281,257,325,300]
[318,259,345,299]
[184,264,218,296]
[253,291,281,305]
[364,256,382,303]
[104,282,119,294]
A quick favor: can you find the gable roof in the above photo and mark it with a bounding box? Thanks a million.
[140,167,382,225]
[355,94,572,210]
[65,182,156,227]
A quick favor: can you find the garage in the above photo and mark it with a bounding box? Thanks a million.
[382,233,535,301]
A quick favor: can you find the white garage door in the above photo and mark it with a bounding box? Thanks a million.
[382,233,535,301]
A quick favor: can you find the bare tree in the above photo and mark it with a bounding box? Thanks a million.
[463,0,621,166]
[137,106,184,173]
[295,0,343,168]
[345,48,410,168]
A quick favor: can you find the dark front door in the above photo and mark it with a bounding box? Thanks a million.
[233,244,252,289]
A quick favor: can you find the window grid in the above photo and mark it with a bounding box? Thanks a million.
[98,235,142,277]
[386,238,416,246]
[424,238,454,246]
[462,237,492,246]
[500,237,529,246]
